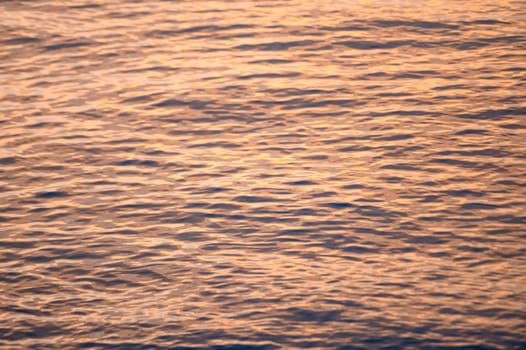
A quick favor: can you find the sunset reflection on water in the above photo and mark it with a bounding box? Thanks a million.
[1,0,525,349]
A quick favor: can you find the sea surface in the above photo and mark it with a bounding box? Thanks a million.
[1,1,525,349]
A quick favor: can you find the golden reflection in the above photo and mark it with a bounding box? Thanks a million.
[1,0,525,348]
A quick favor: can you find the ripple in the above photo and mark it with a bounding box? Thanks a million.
[1,0,525,348]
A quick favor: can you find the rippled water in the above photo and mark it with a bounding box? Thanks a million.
[1,0,526,349]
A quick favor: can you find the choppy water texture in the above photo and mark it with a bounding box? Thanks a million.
[1,0,526,349]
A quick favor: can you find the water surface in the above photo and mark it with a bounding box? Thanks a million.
[1,0,526,349]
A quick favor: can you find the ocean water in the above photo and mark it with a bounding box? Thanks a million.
[1,1,525,349]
